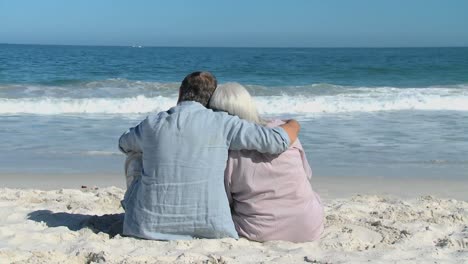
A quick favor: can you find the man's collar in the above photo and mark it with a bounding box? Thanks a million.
[177,101,205,108]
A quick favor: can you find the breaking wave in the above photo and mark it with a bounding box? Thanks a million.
[1,86,468,115]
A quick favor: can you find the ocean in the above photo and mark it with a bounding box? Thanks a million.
[1,44,467,179]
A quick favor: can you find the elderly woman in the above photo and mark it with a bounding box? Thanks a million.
[209,83,324,243]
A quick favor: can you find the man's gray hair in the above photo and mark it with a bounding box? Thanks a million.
[179,71,217,106]
[209,82,266,125]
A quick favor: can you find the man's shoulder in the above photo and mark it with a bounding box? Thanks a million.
[148,110,169,120]
[144,110,170,128]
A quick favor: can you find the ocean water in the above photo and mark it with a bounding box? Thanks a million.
[1,44,467,179]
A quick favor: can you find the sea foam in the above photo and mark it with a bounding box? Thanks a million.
[1,87,468,115]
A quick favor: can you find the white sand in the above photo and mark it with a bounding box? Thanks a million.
[0,186,467,264]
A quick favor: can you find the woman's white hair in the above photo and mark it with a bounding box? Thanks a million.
[209,82,266,125]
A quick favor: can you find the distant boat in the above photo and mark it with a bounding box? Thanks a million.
[131,45,143,48]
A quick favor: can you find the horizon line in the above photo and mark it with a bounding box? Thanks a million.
[1,42,468,49]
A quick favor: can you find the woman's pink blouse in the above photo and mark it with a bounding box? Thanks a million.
[224,120,324,242]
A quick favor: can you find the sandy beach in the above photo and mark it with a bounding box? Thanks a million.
[0,176,467,264]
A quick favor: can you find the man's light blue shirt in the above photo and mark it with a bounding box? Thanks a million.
[119,101,290,240]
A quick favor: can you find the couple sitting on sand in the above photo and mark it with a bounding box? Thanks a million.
[119,71,324,242]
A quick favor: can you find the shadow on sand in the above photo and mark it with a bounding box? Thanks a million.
[27,210,124,238]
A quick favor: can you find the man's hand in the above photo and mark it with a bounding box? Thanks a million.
[279,119,300,145]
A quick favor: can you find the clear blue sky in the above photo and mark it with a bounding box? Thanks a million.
[1,0,467,47]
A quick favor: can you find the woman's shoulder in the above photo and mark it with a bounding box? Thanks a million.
[265,119,303,149]
[265,119,285,128]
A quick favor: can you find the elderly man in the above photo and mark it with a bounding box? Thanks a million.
[119,71,300,240]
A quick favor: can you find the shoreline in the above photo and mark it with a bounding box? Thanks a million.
[1,173,467,200]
